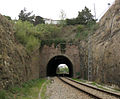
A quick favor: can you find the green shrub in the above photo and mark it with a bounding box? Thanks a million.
[77,25,85,32]
[14,21,62,52]
[35,24,61,39]
[40,39,66,49]
[75,23,98,40]
[25,35,39,52]
[76,26,89,39]
[14,20,39,52]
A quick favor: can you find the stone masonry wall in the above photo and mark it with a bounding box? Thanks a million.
[39,44,81,78]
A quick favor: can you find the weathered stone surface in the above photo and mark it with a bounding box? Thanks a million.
[0,15,39,90]
[39,43,81,78]
[91,0,120,87]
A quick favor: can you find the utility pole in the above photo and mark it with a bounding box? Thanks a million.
[87,3,95,81]
[88,33,93,81]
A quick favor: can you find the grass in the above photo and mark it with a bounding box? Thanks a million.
[114,88,120,92]
[41,84,47,99]
[90,82,107,90]
[40,80,50,99]
[72,78,120,93]
[89,82,120,92]
[75,23,99,40]
[0,78,46,99]
[73,78,110,91]
[72,78,87,83]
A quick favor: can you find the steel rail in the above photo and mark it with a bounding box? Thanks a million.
[58,77,120,99]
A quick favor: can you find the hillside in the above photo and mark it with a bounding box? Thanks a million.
[0,14,32,90]
[91,0,120,86]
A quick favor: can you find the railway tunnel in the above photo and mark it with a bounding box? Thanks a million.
[47,55,73,77]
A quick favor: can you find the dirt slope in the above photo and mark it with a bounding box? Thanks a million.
[0,15,32,89]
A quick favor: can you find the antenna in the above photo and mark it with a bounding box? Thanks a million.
[94,3,96,19]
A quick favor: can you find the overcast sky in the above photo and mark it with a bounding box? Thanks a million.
[58,64,68,68]
[0,0,115,20]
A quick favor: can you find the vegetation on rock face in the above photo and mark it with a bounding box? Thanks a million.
[14,20,40,52]
[13,6,97,52]
[75,23,99,40]
[0,14,27,91]
[14,20,62,52]
[40,39,66,48]
[0,6,97,54]
[40,39,67,53]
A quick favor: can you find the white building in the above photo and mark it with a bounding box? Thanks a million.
[44,18,60,24]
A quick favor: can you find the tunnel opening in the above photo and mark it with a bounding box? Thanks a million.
[56,64,69,76]
[47,55,73,77]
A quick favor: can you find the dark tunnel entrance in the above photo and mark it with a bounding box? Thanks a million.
[47,55,73,77]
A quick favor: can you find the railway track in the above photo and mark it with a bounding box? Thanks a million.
[58,77,120,99]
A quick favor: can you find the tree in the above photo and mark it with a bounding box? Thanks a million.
[77,7,96,25]
[59,10,66,25]
[34,16,45,25]
[18,8,45,25]
[66,7,96,25]
[18,8,35,23]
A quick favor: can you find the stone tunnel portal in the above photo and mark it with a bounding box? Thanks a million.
[47,55,73,77]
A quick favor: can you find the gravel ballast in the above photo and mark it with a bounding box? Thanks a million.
[46,77,93,99]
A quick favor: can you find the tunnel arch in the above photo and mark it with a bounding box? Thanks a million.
[47,55,73,77]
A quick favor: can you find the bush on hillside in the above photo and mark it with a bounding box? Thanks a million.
[35,24,61,39]
[14,20,63,52]
[14,20,39,52]
[75,23,99,40]
[77,25,85,32]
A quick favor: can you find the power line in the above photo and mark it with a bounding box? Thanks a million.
[96,1,115,20]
